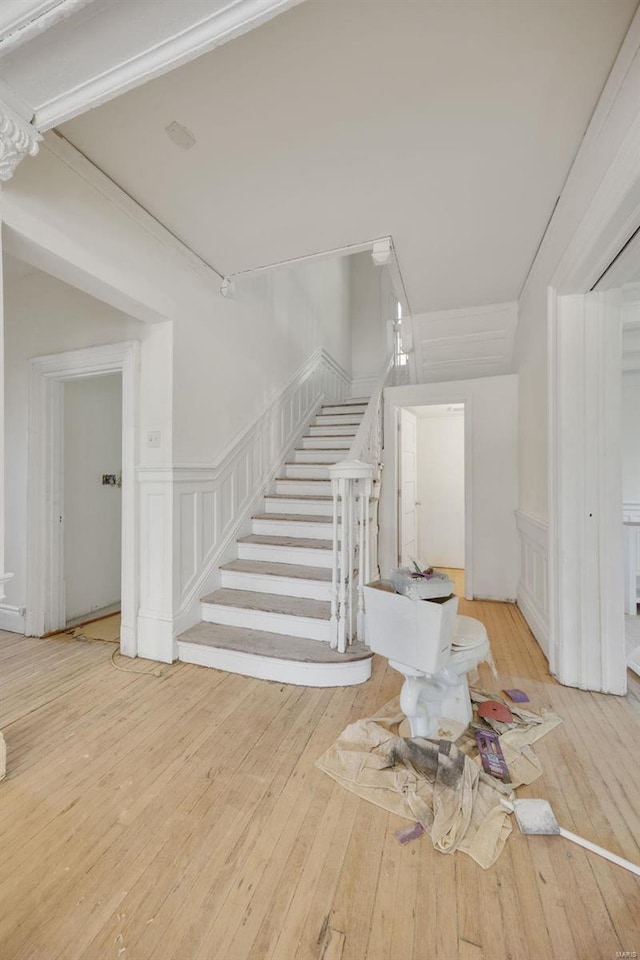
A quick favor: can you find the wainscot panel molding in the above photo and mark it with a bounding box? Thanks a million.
[515,510,549,656]
[623,500,640,522]
[137,349,350,655]
[0,602,25,633]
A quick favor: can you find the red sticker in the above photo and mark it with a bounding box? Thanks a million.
[477,700,514,723]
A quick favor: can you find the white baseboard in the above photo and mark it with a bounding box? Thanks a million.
[0,603,25,634]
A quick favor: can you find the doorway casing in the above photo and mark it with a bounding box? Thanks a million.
[387,395,474,600]
[26,340,139,656]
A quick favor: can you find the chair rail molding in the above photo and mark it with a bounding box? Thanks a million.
[515,510,549,655]
[137,348,350,654]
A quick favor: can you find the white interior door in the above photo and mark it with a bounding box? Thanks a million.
[399,408,418,565]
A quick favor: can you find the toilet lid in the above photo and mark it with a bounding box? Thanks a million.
[452,635,487,651]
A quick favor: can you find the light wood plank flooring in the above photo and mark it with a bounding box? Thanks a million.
[1,597,639,960]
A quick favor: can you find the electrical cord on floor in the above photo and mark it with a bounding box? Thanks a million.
[110,643,165,677]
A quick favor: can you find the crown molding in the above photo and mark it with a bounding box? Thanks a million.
[33,0,306,131]
[0,0,94,56]
[0,95,41,181]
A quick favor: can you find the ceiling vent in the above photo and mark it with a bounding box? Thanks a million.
[165,121,196,151]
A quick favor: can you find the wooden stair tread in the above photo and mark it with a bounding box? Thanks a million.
[238,534,332,549]
[252,513,333,523]
[178,622,371,663]
[201,589,330,620]
[274,477,331,484]
[266,493,333,501]
[220,559,332,581]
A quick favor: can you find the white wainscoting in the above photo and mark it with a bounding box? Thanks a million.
[0,603,25,634]
[136,349,350,661]
[515,510,549,656]
[623,500,640,522]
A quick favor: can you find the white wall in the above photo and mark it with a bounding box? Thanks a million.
[3,263,172,616]
[381,376,519,601]
[622,370,640,506]
[172,255,351,466]
[415,408,465,568]
[349,252,394,395]
[64,374,122,621]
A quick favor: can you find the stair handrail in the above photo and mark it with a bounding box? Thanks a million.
[345,352,394,467]
[328,352,394,652]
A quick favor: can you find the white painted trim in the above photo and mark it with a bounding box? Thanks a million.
[177,640,371,687]
[382,388,474,601]
[540,10,640,694]
[33,1,306,130]
[26,341,139,656]
[227,234,412,317]
[515,510,549,654]
[0,602,25,633]
[169,349,349,637]
[623,501,640,521]
[548,291,626,693]
[0,0,93,55]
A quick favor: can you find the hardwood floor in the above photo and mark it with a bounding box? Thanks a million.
[0,598,639,960]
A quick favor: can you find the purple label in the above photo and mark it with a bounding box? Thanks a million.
[503,688,530,703]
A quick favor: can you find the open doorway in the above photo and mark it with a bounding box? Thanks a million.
[398,403,467,597]
[63,374,122,633]
[26,341,138,657]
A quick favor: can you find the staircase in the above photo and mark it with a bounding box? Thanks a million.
[177,399,374,686]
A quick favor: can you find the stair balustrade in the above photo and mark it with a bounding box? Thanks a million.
[328,353,394,651]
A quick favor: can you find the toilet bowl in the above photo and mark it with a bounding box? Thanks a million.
[388,625,489,738]
[363,579,491,738]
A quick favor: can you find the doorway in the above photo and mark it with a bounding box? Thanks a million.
[26,341,138,656]
[63,374,122,627]
[398,403,468,595]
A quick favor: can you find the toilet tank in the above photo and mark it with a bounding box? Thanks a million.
[363,580,458,674]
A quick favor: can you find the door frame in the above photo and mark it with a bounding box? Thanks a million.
[26,340,139,656]
[391,396,473,599]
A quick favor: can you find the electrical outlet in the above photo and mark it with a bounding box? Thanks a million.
[147,430,161,448]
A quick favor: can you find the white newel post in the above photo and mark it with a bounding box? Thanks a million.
[329,460,374,652]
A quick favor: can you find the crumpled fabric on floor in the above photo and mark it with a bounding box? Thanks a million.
[315,692,562,869]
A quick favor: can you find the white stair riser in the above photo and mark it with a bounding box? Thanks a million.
[177,641,371,687]
[264,497,333,516]
[201,602,331,643]
[220,569,332,600]
[251,518,337,539]
[293,449,344,464]
[308,425,358,437]
[285,463,331,479]
[300,437,353,449]
[322,405,367,416]
[238,541,333,567]
[314,415,362,427]
[274,479,332,496]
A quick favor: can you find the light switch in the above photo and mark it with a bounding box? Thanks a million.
[147,430,161,448]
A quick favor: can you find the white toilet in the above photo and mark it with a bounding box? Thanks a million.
[364,582,491,738]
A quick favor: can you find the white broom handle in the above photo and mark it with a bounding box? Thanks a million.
[559,828,640,877]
